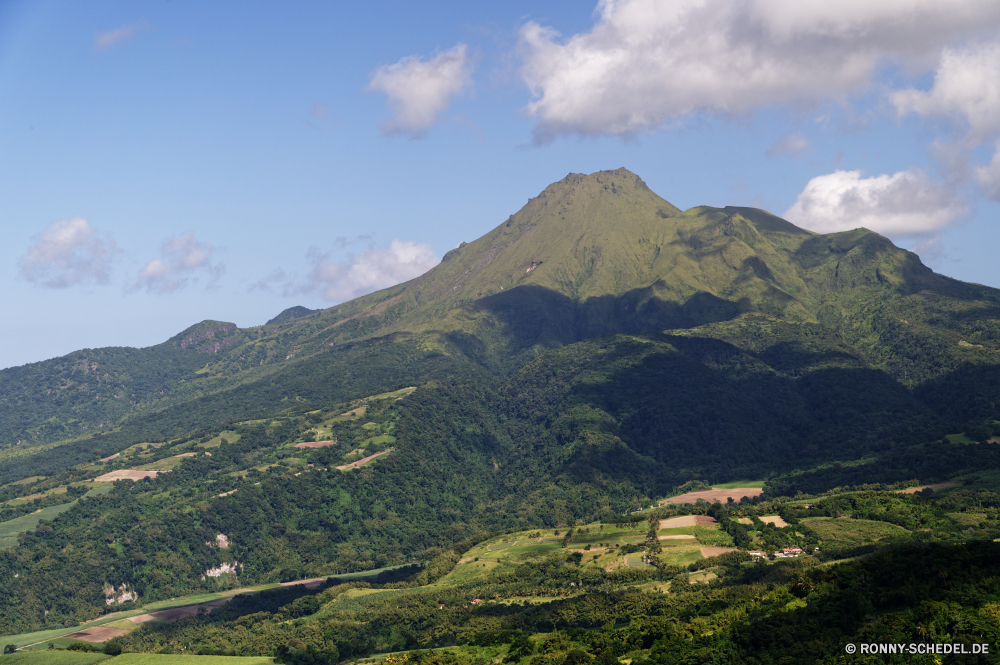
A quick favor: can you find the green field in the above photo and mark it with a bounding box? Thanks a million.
[111,655,273,664]
[0,502,79,550]
[712,480,766,489]
[0,484,113,550]
[329,562,418,582]
[0,652,111,664]
[655,546,703,567]
[0,588,272,647]
[802,517,911,546]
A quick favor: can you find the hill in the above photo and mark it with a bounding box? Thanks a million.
[2,168,1000,645]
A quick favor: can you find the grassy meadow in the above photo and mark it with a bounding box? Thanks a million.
[802,517,911,546]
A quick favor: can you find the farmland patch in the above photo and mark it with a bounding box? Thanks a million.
[802,517,910,546]
[337,450,392,471]
[659,515,717,529]
[0,652,112,664]
[661,487,764,504]
[93,470,164,482]
[896,483,957,494]
[294,440,337,449]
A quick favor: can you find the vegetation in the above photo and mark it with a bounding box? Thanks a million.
[3,169,1000,663]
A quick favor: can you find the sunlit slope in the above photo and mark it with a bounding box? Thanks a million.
[4,168,1000,454]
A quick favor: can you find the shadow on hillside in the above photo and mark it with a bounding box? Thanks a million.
[464,283,749,356]
[535,330,961,489]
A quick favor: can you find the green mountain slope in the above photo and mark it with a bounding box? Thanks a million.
[4,169,1000,637]
[3,168,1000,466]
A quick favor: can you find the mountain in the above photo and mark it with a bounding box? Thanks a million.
[3,168,1000,639]
[3,168,998,459]
[266,306,319,326]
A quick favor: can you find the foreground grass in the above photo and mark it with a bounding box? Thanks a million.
[0,653,111,664]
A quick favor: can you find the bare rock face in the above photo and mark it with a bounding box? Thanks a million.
[103,583,138,606]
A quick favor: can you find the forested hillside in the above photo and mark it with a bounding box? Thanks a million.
[4,169,1000,661]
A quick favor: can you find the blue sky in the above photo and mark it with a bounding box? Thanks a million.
[3,0,1000,369]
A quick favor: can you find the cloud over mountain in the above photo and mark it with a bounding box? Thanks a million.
[368,44,473,137]
[19,217,120,288]
[519,0,1000,139]
[306,239,438,301]
[783,169,967,237]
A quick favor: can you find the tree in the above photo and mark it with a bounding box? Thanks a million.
[103,641,123,656]
[3,644,17,655]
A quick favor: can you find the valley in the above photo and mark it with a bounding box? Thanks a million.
[3,169,1000,663]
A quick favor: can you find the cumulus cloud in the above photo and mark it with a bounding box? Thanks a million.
[519,0,1000,139]
[976,142,1000,201]
[94,20,150,51]
[783,169,967,236]
[367,44,473,137]
[766,133,811,158]
[134,233,222,294]
[306,240,438,301]
[892,40,1000,143]
[19,217,120,288]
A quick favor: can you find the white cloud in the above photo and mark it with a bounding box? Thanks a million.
[367,44,473,137]
[94,20,150,51]
[519,0,1000,139]
[892,40,1000,143]
[307,240,438,301]
[976,142,1000,201]
[766,133,810,158]
[783,169,967,236]
[19,217,120,288]
[135,233,222,294]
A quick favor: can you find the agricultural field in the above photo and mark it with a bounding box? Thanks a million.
[112,656,274,664]
[662,487,764,504]
[712,480,765,489]
[0,492,101,550]
[0,652,111,664]
[802,517,911,546]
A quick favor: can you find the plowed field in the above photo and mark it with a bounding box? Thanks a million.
[660,487,763,504]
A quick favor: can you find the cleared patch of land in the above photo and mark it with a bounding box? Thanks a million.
[62,626,130,643]
[661,488,764,504]
[93,470,164,482]
[337,450,392,471]
[896,483,957,494]
[279,577,326,589]
[129,600,229,624]
[659,515,717,528]
[294,440,337,449]
[760,515,788,527]
[699,546,737,557]
[658,534,696,540]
